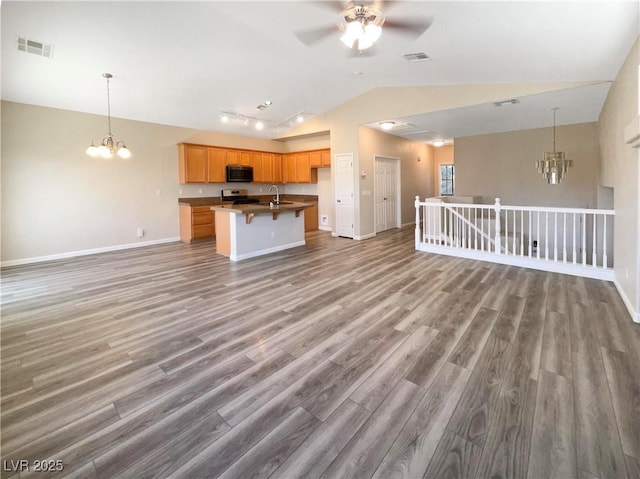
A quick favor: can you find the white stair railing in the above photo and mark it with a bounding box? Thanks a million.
[415,196,615,281]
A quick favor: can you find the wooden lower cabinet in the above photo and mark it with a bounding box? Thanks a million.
[179,205,215,243]
[304,200,318,231]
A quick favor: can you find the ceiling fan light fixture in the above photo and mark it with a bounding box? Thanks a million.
[364,23,382,43]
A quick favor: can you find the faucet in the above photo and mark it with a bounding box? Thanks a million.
[268,185,280,205]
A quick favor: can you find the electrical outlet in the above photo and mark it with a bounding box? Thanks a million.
[137,227,144,238]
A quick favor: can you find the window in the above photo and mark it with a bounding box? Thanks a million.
[440,164,455,196]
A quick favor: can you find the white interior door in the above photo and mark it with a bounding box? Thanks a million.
[335,153,354,238]
[374,157,399,233]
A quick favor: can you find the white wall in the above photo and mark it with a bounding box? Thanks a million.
[1,101,293,264]
[455,122,601,208]
[599,37,640,322]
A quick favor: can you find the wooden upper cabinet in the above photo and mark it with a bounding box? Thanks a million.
[309,150,322,167]
[226,149,241,165]
[180,143,327,184]
[207,148,226,183]
[321,149,331,167]
[179,144,207,183]
[296,152,311,183]
[272,154,283,183]
[262,153,274,183]
[284,153,297,183]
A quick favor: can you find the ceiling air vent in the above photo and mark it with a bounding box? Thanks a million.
[403,52,431,63]
[494,98,520,107]
[17,37,54,58]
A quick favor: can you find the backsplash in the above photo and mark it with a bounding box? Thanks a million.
[178,182,318,198]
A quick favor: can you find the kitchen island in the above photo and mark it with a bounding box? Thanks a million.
[211,202,312,261]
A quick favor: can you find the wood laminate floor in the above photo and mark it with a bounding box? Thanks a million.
[1,228,639,479]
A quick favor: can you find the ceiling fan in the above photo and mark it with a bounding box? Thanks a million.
[294,1,433,54]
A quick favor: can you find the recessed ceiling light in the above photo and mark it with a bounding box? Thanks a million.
[353,71,363,76]
[379,121,395,130]
[221,114,229,123]
[433,140,445,147]
[255,121,264,130]
[296,115,304,123]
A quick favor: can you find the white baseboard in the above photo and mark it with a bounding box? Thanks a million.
[354,233,376,240]
[230,240,306,261]
[613,278,640,324]
[1,237,181,267]
[318,226,332,232]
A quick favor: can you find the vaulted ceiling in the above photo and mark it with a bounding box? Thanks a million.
[2,1,638,143]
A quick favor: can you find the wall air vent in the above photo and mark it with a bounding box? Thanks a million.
[17,37,54,58]
[494,98,520,107]
[403,52,431,63]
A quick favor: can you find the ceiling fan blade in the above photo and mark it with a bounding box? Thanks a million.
[309,1,347,13]
[294,24,341,46]
[383,16,434,38]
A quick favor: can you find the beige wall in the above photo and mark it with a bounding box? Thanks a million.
[357,126,432,237]
[599,37,639,321]
[433,145,454,195]
[455,122,600,208]
[0,101,294,263]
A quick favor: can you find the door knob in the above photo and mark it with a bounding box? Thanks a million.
[337,199,341,203]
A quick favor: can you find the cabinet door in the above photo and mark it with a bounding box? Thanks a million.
[284,154,297,183]
[249,151,263,182]
[304,201,319,231]
[207,148,226,183]
[321,149,331,167]
[179,144,207,183]
[296,153,311,183]
[309,150,322,167]
[262,153,274,183]
[240,151,250,166]
[226,149,241,165]
[272,154,283,183]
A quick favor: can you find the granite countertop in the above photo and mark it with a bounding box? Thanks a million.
[178,195,317,207]
[210,201,312,215]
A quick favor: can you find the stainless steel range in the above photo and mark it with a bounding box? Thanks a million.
[220,189,260,205]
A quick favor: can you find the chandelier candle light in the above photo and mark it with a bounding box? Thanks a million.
[536,107,572,184]
[86,73,131,159]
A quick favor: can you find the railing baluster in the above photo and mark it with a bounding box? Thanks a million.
[528,211,532,257]
[494,198,501,254]
[512,210,516,255]
[572,213,576,265]
[536,212,540,259]
[520,211,524,257]
[505,209,509,255]
[553,212,558,262]
[562,212,567,263]
[603,214,608,268]
[582,213,587,266]
[545,212,549,261]
[592,213,597,267]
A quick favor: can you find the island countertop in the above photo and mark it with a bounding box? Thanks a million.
[210,201,312,215]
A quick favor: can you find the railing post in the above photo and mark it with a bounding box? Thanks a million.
[415,196,421,249]
[494,198,501,254]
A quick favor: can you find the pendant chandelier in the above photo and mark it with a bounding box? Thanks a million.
[86,73,131,159]
[536,107,572,184]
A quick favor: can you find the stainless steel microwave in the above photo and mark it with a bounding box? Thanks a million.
[226,165,253,183]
